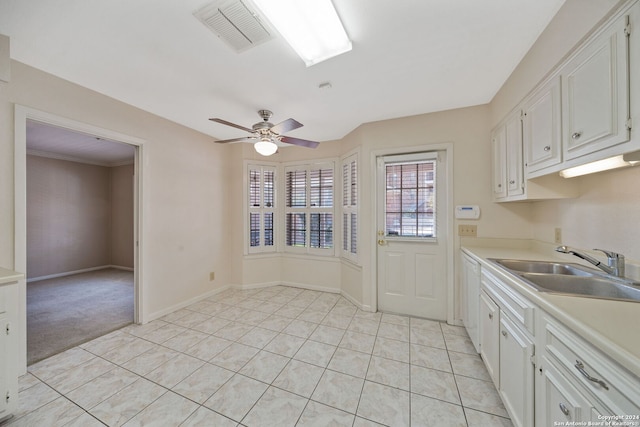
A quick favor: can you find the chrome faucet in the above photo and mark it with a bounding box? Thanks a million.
[555,246,625,277]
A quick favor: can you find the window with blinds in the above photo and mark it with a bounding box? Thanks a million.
[385,160,436,238]
[248,165,276,253]
[341,153,358,261]
[285,162,334,254]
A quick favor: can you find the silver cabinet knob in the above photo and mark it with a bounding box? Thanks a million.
[543,145,551,152]
[509,180,515,185]
[572,132,582,139]
[501,330,507,337]
[559,402,570,416]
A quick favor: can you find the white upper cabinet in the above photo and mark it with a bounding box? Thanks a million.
[497,0,640,187]
[492,110,525,201]
[561,13,630,161]
[492,125,507,200]
[505,113,525,197]
[523,76,562,175]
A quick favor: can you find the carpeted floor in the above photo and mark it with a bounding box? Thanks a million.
[27,268,134,365]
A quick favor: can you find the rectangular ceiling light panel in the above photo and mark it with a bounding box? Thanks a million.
[250,0,352,66]
[195,0,273,52]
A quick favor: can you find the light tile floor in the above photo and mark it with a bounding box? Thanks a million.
[7,286,513,427]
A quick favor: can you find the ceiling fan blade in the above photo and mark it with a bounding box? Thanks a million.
[209,118,254,133]
[270,118,303,135]
[279,135,320,149]
[214,137,256,144]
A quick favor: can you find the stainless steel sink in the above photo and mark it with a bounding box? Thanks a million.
[491,259,595,276]
[488,258,640,303]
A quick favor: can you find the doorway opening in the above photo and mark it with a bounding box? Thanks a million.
[14,106,145,370]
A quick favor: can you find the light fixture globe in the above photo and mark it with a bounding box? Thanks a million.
[254,138,278,156]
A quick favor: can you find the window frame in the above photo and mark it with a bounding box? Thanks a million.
[283,160,336,257]
[245,162,278,254]
[341,151,359,263]
[382,152,438,242]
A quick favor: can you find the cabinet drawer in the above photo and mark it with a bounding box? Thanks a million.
[542,314,640,415]
[481,270,535,335]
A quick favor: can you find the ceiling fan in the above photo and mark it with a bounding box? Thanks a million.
[209,109,320,156]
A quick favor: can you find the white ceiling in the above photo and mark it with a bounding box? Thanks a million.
[1,0,566,147]
[27,120,136,166]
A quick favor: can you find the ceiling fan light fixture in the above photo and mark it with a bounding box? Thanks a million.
[250,0,351,66]
[254,138,278,156]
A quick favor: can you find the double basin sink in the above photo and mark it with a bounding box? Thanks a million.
[489,259,640,303]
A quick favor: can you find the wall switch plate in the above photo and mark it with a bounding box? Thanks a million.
[554,227,562,244]
[458,224,477,237]
[209,272,215,281]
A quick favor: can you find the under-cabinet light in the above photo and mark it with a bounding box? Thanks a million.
[251,0,352,66]
[559,152,640,178]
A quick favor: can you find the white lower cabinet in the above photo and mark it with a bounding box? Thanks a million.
[479,290,500,386]
[480,270,535,427]
[461,251,480,352]
[464,255,640,427]
[537,312,640,424]
[536,356,600,425]
[500,314,535,427]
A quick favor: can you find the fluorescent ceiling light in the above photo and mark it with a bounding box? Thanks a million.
[559,152,640,178]
[251,0,352,66]
[254,138,278,156]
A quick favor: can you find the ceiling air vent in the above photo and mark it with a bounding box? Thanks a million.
[194,0,273,53]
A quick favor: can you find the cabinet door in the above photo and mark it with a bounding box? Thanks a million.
[499,314,534,427]
[461,253,480,353]
[491,126,507,200]
[479,291,500,387]
[562,14,629,160]
[505,112,524,197]
[523,76,562,174]
[536,358,595,427]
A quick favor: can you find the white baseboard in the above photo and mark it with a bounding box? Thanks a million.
[27,265,112,283]
[110,265,134,272]
[146,285,231,323]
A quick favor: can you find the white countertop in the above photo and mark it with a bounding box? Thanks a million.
[461,242,640,379]
[0,267,24,285]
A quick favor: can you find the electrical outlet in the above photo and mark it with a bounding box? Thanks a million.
[209,272,215,281]
[458,224,477,237]
[554,227,562,244]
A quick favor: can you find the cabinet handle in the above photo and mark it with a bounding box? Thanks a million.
[543,145,551,152]
[501,330,507,337]
[559,402,570,416]
[497,184,502,188]
[509,180,515,185]
[572,132,582,140]
[574,360,609,390]
[488,313,493,320]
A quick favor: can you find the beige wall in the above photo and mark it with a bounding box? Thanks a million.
[27,155,111,278]
[26,157,134,279]
[110,163,134,268]
[1,61,232,322]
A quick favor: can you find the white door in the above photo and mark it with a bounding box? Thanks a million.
[376,152,448,319]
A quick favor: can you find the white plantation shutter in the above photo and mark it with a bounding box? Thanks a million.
[248,165,276,253]
[285,162,334,254]
[341,153,358,261]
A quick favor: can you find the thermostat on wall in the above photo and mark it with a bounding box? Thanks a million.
[455,205,480,219]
